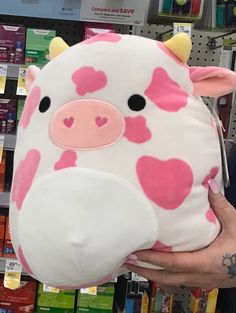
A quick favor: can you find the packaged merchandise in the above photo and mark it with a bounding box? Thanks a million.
[148,0,205,23]
[25,28,56,66]
[0,99,17,134]
[0,150,6,192]
[125,280,150,313]
[0,215,6,256]
[0,25,25,64]
[16,99,25,129]
[0,279,37,313]
[77,283,115,313]
[9,33,236,288]
[37,283,76,313]
[3,216,16,258]
[189,288,218,313]
[214,0,236,28]
[84,23,115,40]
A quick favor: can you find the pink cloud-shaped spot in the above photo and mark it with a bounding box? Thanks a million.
[205,207,217,224]
[84,33,122,44]
[145,68,188,112]
[19,86,41,129]
[124,116,152,143]
[54,151,77,171]
[202,167,219,188]
[152,240,173,252]
[72,66,107,96]
[11,149,41,209]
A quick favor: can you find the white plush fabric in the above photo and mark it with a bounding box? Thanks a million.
[9,33,233,288]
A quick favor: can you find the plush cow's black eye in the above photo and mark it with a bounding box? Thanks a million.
[128,94,146,111]
[39,97,51,113]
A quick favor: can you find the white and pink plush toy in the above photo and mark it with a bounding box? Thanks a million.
[10,33,236,288]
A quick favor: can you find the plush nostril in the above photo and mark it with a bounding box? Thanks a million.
[95,116,108,127]
[63,117,74,128]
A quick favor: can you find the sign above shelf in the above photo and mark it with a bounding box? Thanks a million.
[0,0,146,25]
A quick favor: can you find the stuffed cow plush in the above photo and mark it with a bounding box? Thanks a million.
[9,33,236,288]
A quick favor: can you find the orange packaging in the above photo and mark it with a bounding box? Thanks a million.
[0,150,6,192]
[3,216,16,258]
[0,215,6,256]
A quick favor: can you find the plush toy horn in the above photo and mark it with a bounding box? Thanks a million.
[164,33,192,64]
[49,37,69,60]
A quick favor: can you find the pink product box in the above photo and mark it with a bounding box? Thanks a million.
[0,25,26,64]
[84,22,115,40]
[0,99,17,134]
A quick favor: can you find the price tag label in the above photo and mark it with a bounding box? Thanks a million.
[0,64,7,94]
[4,259,22,290]
[81,286,97,295]
[17,66,28,96]
[132,273,148,282]
[110,277,117,283]
[43,284,60,293]
[173,23,192,37]
[0,135,4,163]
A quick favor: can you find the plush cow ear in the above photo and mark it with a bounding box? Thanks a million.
[25,65,41,90]
[49,37,69,60]
[190,66,236,97]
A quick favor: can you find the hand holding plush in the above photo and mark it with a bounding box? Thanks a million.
[10,33,236,288]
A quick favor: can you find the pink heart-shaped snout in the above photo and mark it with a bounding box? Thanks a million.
[95,116,108,127]
[64,117,74,128]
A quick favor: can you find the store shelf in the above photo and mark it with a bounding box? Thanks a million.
[0,192,10,208]
[2,134,17,150]
[0,257,27,275]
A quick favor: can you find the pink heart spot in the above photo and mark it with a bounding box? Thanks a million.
[54,151,77,171]
[137,156,193,210]
[64,117,74,128]
[95,116,108,127]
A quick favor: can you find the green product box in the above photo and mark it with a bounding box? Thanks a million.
[77,284,115,313]
[25,28,56,66]
[37,284,76,313]
[17,99,25,127]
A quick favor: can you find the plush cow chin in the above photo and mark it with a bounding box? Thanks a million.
[9,33,233,288]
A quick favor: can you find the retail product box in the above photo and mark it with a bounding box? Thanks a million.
[80,0,147,25]
[0,215,6,256]
[17,99,25,129]
[148,0,205,24]
[0,99,17,134]
[77,283,115,313]
[189,288,218,313]
[84,23,115,40]
[25,29,56,66]
[0,1,81,22]
[37,283,76,313]
[0,279,37,313]
[3,216,16,258]
[0,150,6,192]
[124,279,151,313]
[0,25,25,64]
